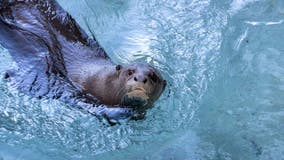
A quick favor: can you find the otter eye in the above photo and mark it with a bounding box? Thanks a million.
[128,70,134,76]
[149,72,159,83]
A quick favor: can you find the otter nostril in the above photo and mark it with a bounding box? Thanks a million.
[143,79,147,84]
[134,77,137,81]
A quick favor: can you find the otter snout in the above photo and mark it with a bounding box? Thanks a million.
[133,75,148,84]
[123,84,149,108]
[123,92,149,108]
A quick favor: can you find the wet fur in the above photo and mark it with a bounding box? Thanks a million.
[0,0,166,109]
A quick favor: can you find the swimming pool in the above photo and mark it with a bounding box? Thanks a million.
[0,0,283,159]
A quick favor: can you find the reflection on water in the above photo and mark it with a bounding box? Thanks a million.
[0,0,283,159]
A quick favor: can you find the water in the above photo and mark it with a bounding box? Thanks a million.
[0,0,283,159]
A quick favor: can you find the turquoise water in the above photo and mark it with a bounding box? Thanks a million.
[0,0,284,159]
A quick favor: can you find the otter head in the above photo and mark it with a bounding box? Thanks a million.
[114,63,166,110]
[83,62,166,110]
[97,63,166,109]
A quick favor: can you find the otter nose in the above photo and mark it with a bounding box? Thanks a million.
[134,75,148,84]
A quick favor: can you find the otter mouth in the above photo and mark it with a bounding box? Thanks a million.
[122,87,149,108]
[132,87,146,92]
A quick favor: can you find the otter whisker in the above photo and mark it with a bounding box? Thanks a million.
[115,87,126,102]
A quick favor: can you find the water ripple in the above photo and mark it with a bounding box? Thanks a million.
[1,0,283,159]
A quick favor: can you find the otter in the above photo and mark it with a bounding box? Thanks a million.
[0,0,166,123]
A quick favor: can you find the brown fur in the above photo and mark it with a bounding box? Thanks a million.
[77,62,166,109]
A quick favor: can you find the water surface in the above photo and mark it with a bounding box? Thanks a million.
[0,0,283,159]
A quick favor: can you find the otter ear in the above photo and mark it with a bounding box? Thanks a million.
[116,64,122,71]
[162,80,167,91]
[115,65,123,76]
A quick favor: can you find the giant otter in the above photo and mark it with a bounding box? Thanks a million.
[0,0,166,123]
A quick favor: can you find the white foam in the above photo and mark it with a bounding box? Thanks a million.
[245,20,284,26]
[229,0,259,15]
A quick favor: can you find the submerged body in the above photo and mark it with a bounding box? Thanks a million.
[0,0,166,121]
